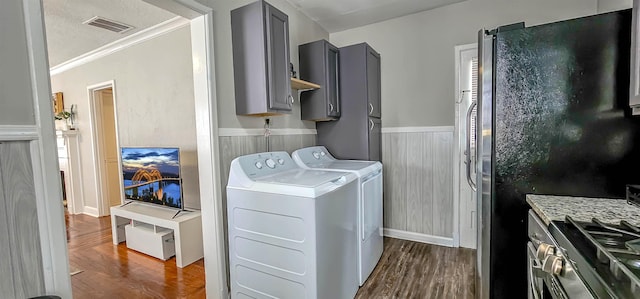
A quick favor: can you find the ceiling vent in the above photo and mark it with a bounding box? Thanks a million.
[83,16,134,34]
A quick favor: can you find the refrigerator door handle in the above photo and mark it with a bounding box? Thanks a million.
[465,100,477,191]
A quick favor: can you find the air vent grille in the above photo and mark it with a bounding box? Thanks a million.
[83,16,134,33]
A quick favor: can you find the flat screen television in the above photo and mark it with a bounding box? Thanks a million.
[121,147,183,209]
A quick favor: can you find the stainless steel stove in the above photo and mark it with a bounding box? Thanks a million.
[551,216,640,298]
[528,210,640,298]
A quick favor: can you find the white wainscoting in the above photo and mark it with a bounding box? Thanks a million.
[381,127,454,246]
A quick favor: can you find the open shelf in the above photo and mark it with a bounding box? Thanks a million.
[291,77,320,90]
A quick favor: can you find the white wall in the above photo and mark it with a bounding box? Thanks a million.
[206,0,329,129]
[0,0,36,125]
[50,26,202,211]
[330,0,602,127]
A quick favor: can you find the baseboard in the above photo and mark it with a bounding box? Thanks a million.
[83,206,100,217]
[383,228,454,247]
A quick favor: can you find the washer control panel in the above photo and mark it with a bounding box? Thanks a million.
[294,146,336,164]
[235,151,296,178]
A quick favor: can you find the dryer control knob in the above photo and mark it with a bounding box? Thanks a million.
[277,159,285,165]
[255,161,263,169]
[313,152,321,159]
[320,151,326,156]
[265,159,276,168]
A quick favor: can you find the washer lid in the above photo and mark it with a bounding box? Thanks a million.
[305,160,379,171]
[255,169,350,188]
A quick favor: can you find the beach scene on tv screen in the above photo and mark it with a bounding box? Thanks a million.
[121,148,182,209]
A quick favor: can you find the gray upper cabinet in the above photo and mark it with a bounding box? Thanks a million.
[299,40,340,121]
[231,0,292,116]
[631,0,640,114]
[316,43,382,161]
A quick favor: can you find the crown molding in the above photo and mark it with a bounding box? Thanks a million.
[49,16,190,76]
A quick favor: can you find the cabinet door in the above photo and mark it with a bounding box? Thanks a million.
[366,47,381,118]
[265,3,292,111]
[327,44,340,117]
[368,117,381,161]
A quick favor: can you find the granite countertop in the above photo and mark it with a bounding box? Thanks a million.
[526,194,640,227]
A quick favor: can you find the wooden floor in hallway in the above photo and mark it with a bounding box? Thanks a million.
[66,213,475,298]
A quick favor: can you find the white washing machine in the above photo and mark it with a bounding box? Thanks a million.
[226,151,359,299]
[292,146,383,286]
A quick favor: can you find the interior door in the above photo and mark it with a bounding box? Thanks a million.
[265,3,292,111]
[458,48,478,249]
[98,89,121,208]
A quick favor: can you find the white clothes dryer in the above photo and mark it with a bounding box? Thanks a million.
[226,151,359,299]
[292,146,383,286]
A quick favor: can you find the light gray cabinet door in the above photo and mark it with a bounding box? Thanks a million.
[299,40,340,121]
[231,0,291,116]
[368,117,382,161]
[265,3,292,111]
[366,46,381,118]
[327,45,340,117]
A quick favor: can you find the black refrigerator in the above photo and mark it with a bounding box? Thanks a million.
[475,9,640,298]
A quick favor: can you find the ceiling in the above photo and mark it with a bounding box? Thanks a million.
[286,0,466,33]
[43,0,177,67]
[43,0,465,67]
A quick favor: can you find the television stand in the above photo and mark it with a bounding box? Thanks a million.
[110,203,203,268]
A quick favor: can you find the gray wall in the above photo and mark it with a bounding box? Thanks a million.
[329,0,601,127]
[0,0,36,125]
[50,26,202,210]
[206,0,330,129]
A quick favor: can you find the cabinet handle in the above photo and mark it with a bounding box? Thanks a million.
[369,103,374,115]
[369,119,375,131]
[329,103,334,112]
[288,94,294,104]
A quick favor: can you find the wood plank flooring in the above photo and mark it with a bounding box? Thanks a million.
[66,213,206,298]
[356,237,476,299]
[66,214,475,298]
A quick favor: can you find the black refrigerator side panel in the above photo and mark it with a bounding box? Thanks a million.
[317,44,370,160]
[492,10,640,298]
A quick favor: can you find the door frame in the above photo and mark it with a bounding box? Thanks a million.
[454,43,478,249]
[22,0,227,298]
[87,81,124,216]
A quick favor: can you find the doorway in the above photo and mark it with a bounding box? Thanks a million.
[454,44,478,249]
[88,83,123,214]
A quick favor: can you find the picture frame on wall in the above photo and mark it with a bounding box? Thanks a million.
[52,92,64,114]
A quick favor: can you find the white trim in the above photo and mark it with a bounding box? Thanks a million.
[87,81,120,217]
[383,228,454,247]
[82,206,100,217]
[381,126,454,133]
[190,12,229,299]
[49,17,190,75]
[0,125,39,140]
[23,0,73,296]
[218,128,317,136]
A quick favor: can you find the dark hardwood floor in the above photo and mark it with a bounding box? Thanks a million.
[356,238,476,298]
[66,214,475,298]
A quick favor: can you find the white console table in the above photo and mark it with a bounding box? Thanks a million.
[110,203,204,268]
